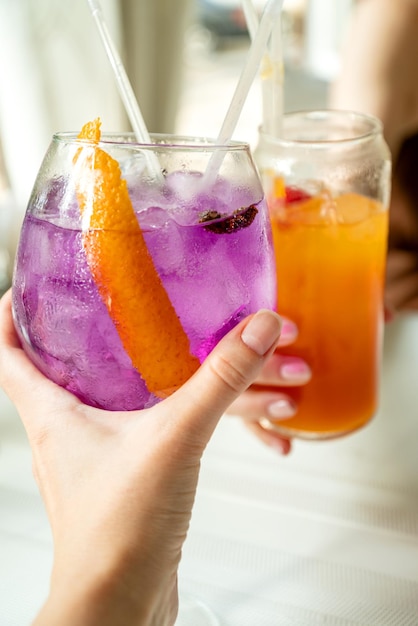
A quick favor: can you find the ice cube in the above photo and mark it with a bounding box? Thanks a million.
[164,234,251,358]
[166,170,203,203]
[335,193,374,224]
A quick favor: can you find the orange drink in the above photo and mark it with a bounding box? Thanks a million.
[269,189,388,436]
[255,111,391,439]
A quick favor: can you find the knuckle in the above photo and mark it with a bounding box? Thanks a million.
[208,352,250,394]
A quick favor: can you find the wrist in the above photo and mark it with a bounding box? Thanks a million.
[33,546,178,626]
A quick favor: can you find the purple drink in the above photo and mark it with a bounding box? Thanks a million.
[12,134,277,410]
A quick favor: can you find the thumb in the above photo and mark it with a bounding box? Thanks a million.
[166,309,282,440]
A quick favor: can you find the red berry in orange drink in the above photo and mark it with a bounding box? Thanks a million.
[285,186,311,204]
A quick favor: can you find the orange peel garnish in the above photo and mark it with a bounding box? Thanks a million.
[74,118,199,397]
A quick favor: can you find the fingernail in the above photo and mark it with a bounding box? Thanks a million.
[241,310,281,356]
[281,361,311,382]
[267,398,297,419]
[280,319,298,342]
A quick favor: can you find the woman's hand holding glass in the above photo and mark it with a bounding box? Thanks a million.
[0,290,282,626]
[227,317,312,454]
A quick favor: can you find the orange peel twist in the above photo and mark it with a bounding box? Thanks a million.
[74,118,199,397]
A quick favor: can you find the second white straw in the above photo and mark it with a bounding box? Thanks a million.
[205,0,285,182]
[243,0,284,138]
[242,0,259,39]
[265,14,284,137]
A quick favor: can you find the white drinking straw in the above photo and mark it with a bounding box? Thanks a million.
[86,0,163,182]
[242,0,259,39]
[267,15,284,137]
[242,0,284,137]
[205,0,285,182]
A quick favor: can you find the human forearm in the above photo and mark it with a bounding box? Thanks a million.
[330,0,418,157]
[33,552,177,626]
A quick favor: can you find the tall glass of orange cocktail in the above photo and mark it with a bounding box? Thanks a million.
[255,110,391,439]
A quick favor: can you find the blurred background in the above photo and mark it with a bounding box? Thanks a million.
[0,0,356,293]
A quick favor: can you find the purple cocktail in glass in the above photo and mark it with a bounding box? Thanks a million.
[12,125,277,411]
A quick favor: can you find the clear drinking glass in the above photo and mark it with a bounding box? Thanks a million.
[255,109,391,439]
[12,131,276,412]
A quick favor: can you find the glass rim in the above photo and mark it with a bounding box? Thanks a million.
[258,109,384,147]
[52,131,250,153]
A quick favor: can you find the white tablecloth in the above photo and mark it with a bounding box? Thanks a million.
[1,314,418,625]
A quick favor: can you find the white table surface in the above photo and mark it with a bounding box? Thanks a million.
[1,314,418,626]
